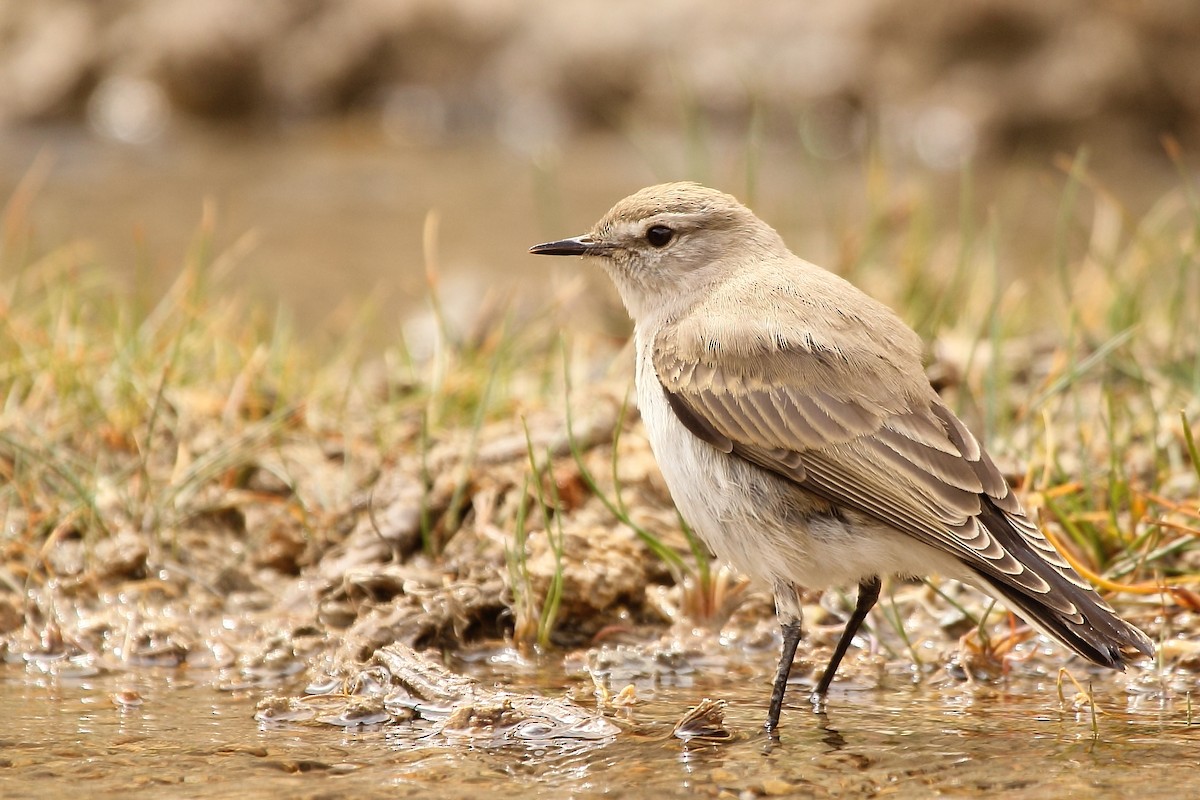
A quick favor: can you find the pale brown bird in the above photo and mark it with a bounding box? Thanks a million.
[530,182,1154,732]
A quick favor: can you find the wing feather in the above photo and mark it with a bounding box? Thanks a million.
[652,320,1137,621]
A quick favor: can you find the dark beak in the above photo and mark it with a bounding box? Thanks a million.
[529,235,595,256]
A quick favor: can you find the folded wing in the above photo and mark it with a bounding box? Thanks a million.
[653,315,1153,665]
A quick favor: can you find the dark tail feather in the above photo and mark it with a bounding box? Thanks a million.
[971,499,1154,668]
[976,575,1153,669]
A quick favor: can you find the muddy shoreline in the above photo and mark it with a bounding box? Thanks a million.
[0,335,1188,743]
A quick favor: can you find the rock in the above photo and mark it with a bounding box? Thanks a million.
[0,2,98,122]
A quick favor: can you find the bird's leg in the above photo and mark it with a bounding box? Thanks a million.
[766,584,804,734]
[813,576,882,698]
[766,621,802,734]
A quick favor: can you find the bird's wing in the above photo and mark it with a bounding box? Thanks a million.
[651,315,1098,615]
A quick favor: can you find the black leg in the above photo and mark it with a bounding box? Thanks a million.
[765,620,802,734]
[813,576,882,697]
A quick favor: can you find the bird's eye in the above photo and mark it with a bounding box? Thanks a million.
[645,225,674,248]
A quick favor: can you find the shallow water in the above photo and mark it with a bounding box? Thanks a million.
[3,661,1197,799]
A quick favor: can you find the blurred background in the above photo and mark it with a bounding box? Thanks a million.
[2,0,1198,345]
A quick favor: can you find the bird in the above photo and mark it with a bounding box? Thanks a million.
[529,182,1155,733]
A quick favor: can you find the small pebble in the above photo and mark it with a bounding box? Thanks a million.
[761,778,796,796]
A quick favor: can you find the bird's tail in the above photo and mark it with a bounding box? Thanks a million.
[972,499,1154,668]
[976,574,1154,668]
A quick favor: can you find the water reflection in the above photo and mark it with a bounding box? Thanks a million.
[2,664,1197,799]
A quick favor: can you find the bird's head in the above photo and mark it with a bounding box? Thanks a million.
[530,182,787,321]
